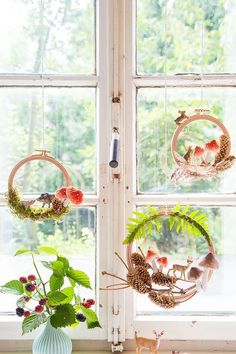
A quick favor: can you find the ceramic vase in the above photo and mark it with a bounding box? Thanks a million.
[32,320,72,354]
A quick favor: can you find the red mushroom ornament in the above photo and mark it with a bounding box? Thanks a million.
[66,186,83,205]
[55,187,67,201]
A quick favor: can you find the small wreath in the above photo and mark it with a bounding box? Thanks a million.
[101,204,219,309]
[171,110,235,183]
[6,150,83,221]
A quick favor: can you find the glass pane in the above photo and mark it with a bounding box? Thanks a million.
[137,87,236,193]
[0,87,96,194]
[135,206,236,315]
[137,0,235,74]
[0,207,96,313]
[0,0,95,74]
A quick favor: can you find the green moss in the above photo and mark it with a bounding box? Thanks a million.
[6,188,70,221]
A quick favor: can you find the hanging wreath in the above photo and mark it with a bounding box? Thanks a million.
[6,150,83,221]
[171,110,235,183]
[101,204,219,309]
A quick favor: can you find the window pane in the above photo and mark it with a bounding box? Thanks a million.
[137,0,235,74]
[0,207,96,313]
[0,87,96,194]
[135,206,236,315]
[0,0,95,74]
[137,87,236,193]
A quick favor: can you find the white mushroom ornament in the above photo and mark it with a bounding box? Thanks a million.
[198,252,219,290]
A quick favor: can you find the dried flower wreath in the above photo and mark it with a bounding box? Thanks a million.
[101,204,219,309]
[171,110,235,183]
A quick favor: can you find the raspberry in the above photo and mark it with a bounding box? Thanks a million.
[24,311,31,318]
[25,283,36,292]
[86,299,95,305]
[23,296,31,302]
[35,305,44,313]
[82,302,91,308]
[76,313,86,322]
[39,298,47,306]
[16,307,24,317]
[19,277,27,284]
[28,274,36,281]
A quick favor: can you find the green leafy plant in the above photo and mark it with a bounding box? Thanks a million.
[0,246,101,335]
[123,204,213,248]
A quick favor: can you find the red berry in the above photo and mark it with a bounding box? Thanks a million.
[24,311,31,318]
[82,302,91,309]
[24,296,30,302]
[19,277,27,284]
[39,298,47,306]
[25,283,36,292]
[28,274,36,281]
[86,299,95,305]
[35,305,44,313]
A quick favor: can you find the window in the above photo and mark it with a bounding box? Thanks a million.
[0,0,108,342]
[1,0,236,350]
[123,0,236,345]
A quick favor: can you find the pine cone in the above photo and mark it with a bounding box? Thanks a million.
[151,271,176,286]
[215,155,235,172]
[214,135,231,165]
[148,291,176,309]
[127,270,150,294]
[52,197,64,214]
[130,252,150,269]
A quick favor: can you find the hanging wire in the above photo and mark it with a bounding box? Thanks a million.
[40,0,45,149]
[200,0,204,111]
[164,0,168,188]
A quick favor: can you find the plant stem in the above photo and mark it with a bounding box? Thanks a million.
[32,254,47,297]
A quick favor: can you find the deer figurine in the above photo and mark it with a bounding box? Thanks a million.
[135,330,164,354]
[168,257,193,280]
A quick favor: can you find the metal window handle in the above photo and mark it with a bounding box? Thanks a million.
[109,127,120,168]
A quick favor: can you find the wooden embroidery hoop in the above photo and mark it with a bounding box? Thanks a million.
[171,112,231,165]
[126,209,215,305]
[8,150,71,191]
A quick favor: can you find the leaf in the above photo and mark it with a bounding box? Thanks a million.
[181,205,190,215]
[173,202,181,213]
[22,313,47,335]
[47,291,68,305]
[60,287,75,304]
[80,307,101,329]
[49,274,64,291]
[37,246,58,255]
[57,256,69,272]
[50,304,76,328]
[15,248,32,256]
[51,261,65,276]
[41,261,52,270]
[0,280,24,295]
[169,216,175,230]
[66,268,91,289]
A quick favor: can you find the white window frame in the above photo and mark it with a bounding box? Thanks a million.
[122,0,236,350]
[1,0,236,351]
[0,0,111,344]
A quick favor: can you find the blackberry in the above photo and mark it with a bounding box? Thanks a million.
[39,298,47,306]
[76,313,86,322]
[28,274,36,281]
[16,307,24,317]
[19,277,27,284]
[25,283,36,292]
[35,305,44,313]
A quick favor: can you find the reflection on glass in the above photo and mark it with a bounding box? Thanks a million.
[137,0,236,74]
[0,0,95,74]
[0,87,96,193]
[137,87,236,193]
[135,207,236,315]
[0,207,96,313]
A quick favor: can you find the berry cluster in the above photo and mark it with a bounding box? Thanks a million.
[81,298,95,309]
[19,274,37,293]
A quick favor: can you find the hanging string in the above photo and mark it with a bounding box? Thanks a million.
[164,0,168,187]
[200,1,204,111]
[40,0,45,150]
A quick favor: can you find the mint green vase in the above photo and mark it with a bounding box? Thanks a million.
[32,320,72,354]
